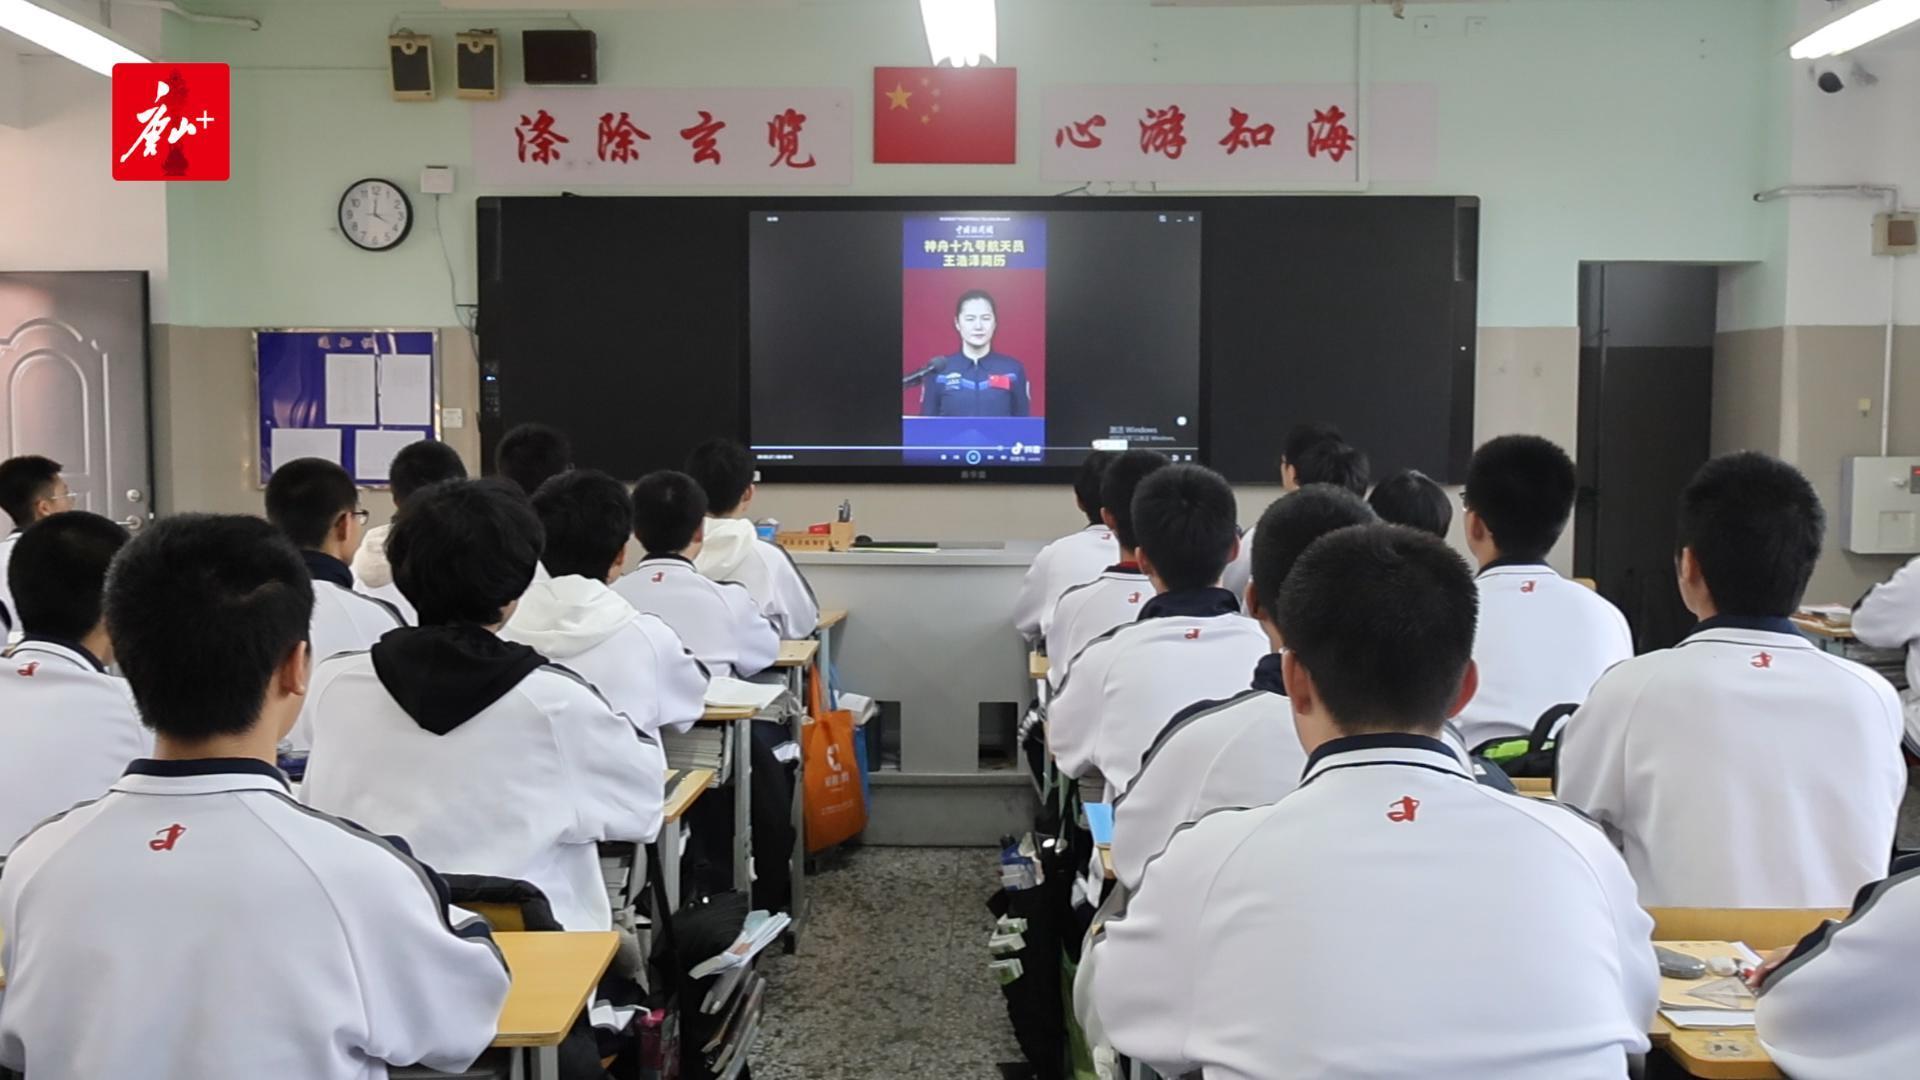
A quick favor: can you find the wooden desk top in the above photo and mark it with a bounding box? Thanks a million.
[1511,777,1553,797]
[492,931,619,1048]
[775,639,820,668]
[664,768,715,823]
[818,608,848,630]
[1029,652,1049,680]
[1098,845,1115,881]
[1791,616,1854,642]
[1650,1018,1778,1079]
[702,704,758,722]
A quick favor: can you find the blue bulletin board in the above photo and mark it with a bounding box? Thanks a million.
[255,329,441,486]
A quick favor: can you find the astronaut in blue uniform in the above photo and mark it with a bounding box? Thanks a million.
[919,289,1031,418]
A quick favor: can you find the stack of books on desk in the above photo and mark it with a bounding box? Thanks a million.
[662,729,732,785]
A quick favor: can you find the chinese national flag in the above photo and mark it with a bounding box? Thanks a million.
[874,66,1016,164]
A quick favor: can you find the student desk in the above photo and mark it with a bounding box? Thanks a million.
[1791,616,1908,690]
[702,704,759,894]
[816,607,847,698]
[1511,776,1554,798]
[1029,651,1049,682]
[790,545,1041,844]
[772,638,819,945]
[657,767,714,913]
[493,930,620,1080]
[1649,1020,1776,1079]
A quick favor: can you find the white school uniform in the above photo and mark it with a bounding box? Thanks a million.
[1219,522,1255,605]
[0,529,17,636]
[614,554,780,679]
[350,523,416,624]
[1557,617,1906,908]
[1013,523,1117,644]
[285,553,406,753]
[1043,563,1151,689]
[1850,555,1920,748]
[0,758,510,1080]
[1084,734,1657,1080]
[0,638,150,851]
[1755,854,1920,1080]
[1451,561,1633,750]
[504,573,710,737]
[1108,653,1300,892]
[695,516,819,638]
[1048,588,1269,791]
[301,625,664,931]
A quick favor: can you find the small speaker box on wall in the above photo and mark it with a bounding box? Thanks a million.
[387,31,434,101]
[522,29,597,85]
[456,30,501,100]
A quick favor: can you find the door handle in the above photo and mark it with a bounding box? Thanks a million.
[122,515,146,531]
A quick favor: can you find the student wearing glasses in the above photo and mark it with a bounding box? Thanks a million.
[0,454,77,637]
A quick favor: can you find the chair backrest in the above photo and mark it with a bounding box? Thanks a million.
[1646,907,1850,950]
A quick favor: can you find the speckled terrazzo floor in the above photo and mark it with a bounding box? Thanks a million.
[752,846,1024,1080]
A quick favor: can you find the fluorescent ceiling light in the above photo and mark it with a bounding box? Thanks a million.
[920,0,997,68]
[1791,0,1920,59]
[0,0,150,76]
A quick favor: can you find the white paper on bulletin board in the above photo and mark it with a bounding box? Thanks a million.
[353,429,424,483]
[271,427,343,470]
[378,353,434,426]
[324,353,378,426]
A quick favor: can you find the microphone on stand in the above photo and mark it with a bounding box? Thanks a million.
[902,357,944,387]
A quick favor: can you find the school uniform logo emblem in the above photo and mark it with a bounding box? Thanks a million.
[1751,652,1773,669]
[1183,628,1202,640]
[1127,592,1142,604]
[1520,581,1538,594]
[15,661,38,677]
[148,823,187,851]
[651,571,666,583]
[1386,796,1420,822]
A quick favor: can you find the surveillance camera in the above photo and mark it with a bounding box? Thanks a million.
[1812,61,1878,94]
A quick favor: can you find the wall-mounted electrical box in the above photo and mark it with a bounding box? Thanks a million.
[1842,456,1920,554]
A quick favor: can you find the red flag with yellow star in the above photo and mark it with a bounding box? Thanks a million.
[873,66,1016,164]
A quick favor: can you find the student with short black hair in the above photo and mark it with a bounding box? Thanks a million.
[1012,451,1118,644]
[353,438,468,622]
[0,514,509,1080]
[1087,525,1657,1078]
[1559,452,1906,908]
[301,479,664,932]
[1108,486,1374,891]
[0,512,147,850]
[1044,450,1166,688]
[503,470,708,739]
[495,422,573,496]
[616,470,779,679]
[685,438,819,638]
[1049,464,1268,791]
[1221,423,1360,600]
[0,454,72,635]
[1368,468,1452,538]
[1451,435,1631,751]
[268,458,403,750]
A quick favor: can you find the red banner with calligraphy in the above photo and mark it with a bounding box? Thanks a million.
[472,88,852,187]
[1040,83,1435,185]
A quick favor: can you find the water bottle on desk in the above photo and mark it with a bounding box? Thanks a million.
[756,518,779,541]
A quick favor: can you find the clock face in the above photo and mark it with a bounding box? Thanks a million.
[338,178,412,251]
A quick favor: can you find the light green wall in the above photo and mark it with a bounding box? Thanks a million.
[166,0,1787,330]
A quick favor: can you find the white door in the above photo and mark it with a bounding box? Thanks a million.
[0,271,153,532]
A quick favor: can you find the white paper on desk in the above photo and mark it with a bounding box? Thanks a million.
[353,429,426,484]
[705,676,783,710]
[378,353,434,426]
[324,353,377,426]
[1660,1009,1755,1030]
[270,427,342,470]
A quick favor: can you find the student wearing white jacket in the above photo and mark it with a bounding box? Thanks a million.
[0,514,509,1080]
[504,469,709,739]
[352,438,469,624]
[1220,423,1361,602]
[1086,525,1658,1080]
[0,455,73,638]
[302,479,664,933]
[1452,435,1632,751]
[0,512,148,851]
[269,459,406,753]
[1012,452,1117,644]
[1850,556,1920,749]
[1110,485,1376,892]
[1558,452,1906,909]
[685,439,819,638]
[619,469,780,679]
[1754,853,1920,1079]
[1045,450,1165,689]
[1049,465,1268,792]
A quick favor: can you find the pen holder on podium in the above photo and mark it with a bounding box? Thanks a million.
[775,520,855,553]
